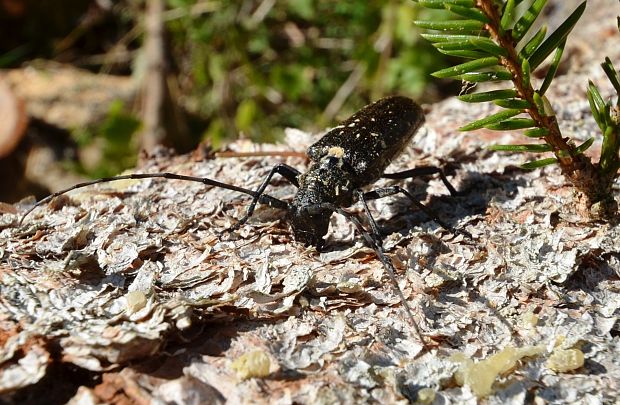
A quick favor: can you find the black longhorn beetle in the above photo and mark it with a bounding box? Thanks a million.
[20,96,470,347]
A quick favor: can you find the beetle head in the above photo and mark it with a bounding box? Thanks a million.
[288,205,331,250]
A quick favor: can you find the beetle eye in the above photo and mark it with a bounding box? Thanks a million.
[319,156,340,170]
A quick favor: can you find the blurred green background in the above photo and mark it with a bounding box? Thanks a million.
[0,0,453,181]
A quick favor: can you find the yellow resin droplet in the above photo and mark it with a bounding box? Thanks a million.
[521,310,539,328]
[417,387,436,404]
[547,348,584,373]
[452,345,545,397]
[231,350,271,380]
[125,291,147,314]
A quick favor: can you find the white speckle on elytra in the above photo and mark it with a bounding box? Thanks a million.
[348,123,356,127]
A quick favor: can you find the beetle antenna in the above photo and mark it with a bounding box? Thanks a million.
[314,203,428,351]
[19,172,289,225]
[336,207,428,350]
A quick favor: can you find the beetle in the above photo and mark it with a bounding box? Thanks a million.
[229,96,467,248]
[20,96,469,347]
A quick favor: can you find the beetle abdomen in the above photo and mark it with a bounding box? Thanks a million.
[306,96,425,185]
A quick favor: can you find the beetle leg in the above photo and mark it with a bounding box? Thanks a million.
[230,164,301,229]
[362,186,472,240]
[353,189,384,244]
[382,166,462,196]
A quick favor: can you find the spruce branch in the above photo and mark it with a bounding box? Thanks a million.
[413,0,619,217]
[472,0,586,165]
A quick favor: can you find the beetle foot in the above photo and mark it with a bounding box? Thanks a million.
[455,227,474,241]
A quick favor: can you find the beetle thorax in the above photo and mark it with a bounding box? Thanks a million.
[288,152,355,248]
[296,152,355,207]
